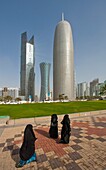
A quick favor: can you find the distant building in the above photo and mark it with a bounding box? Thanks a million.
[96,80,106,96]
[20,32,35,101]
[2,87,8,98]
[0,87,19,100]
[90,78,99,96]
[104,80,106,85]
[40,62,51,101]
[0,88,2,97]
[96,83,104,96]
[53,14,75,101]
[35,95,39,102]
[77,82,89,98]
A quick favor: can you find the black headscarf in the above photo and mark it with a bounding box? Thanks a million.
[61,114,70,125]
[49,114,58,138]
[60,114,71,143]
[51,114,58,124]
[20,124,37,161]
[61,114,71,140]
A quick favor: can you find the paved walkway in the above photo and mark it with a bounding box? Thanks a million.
[0,112,106,170]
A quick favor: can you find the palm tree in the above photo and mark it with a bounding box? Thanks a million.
[102,84,106,94]
[64,96,68,100]
[59,94,64,101]
[100,84,106,95]
[15,97,22,102]
[0,97,3,102]
[4,96,12,102]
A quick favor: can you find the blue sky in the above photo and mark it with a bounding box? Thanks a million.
[0,0,106,96]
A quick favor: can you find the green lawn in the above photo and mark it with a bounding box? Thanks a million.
[0,101,106,119]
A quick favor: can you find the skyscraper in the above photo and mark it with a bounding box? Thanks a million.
[90,78,99,96]
[40,62,51,101]
[20,32,35,101]
[53,14,75,100]
[77,82,89,98]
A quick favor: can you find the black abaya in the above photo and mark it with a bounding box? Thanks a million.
[60,115,71,144]
[20,124,37,161]
[49,114,58,139]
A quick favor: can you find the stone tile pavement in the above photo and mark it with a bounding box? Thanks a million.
[0,112,106,170]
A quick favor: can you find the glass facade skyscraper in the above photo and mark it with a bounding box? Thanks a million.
[20,32,35,101]
[40,62,51,101]
[77,82,89,98]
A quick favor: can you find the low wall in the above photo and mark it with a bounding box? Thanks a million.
[4,110,106,127]
[0,116,10,126]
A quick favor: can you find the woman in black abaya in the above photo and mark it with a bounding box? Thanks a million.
[16,124,37,168]
[49,114,58,139]
[60,114,71,144]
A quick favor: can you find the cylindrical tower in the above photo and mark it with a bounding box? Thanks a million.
[40,62,51,101]
[53,16,75,100]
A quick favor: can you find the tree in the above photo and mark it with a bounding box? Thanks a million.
[76,97,79,100]
[100,84,106,95]
[15,97,22,102]
[59,94,64,102]
[64,96,68,100]
[0,96,3,102]
[4,96,12,102]
[80,96,83,99]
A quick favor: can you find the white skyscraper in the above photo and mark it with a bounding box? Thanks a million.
[53,14,75,100]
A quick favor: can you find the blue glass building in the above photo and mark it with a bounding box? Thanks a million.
[40,62,51,101]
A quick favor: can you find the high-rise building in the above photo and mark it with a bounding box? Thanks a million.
[90,78,99,96]
[53,14,75,100]
[96,83,104,96]
[77,82,89,98]
[40,62,51,101]
[20,32,35,101]
[96,80,106,97]
[0,87,19,100]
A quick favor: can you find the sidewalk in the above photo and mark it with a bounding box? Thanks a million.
[0,112,106,170]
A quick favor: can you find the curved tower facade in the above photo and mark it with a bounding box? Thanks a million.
[40,62,51,101]
[53,16,75,100]
[20,32,35,101]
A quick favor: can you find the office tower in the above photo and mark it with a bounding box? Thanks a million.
[20,32,35,101]
[96,83,104,96]
[0,88,2,97]
[40,62,51,101]
[90,78,99,96]
[77,82,89,98]
[53,14,75,100]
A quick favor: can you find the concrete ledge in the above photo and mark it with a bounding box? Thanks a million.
[0,116,10,126]
[4,110,106,127]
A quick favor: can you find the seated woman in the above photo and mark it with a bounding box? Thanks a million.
[16,124,37,168]
[49,114,58,139]
[60,114,71,144]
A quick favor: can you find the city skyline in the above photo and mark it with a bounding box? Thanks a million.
[0,0,106,96]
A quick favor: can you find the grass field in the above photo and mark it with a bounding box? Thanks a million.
[0,100,106,119]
